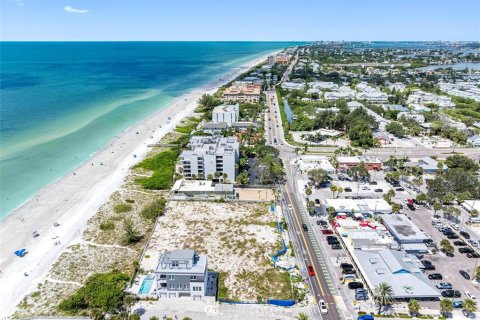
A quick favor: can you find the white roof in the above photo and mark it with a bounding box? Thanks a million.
[325,198,391,213]
[381,214,428,243]
[353,249,440,298]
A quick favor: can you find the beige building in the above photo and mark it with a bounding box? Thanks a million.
[221,84,261,103]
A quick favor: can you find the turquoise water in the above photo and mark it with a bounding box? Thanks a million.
[138,274,154,294]
[0,42,300,218]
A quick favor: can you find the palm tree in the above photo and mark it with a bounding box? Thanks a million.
[463,298,477,315]
[373,282,394,314]
[336,186,343,199]
[408,299,420,316]
[440,298,453,317]
[330,185,338,198]
[123,294,137,316]
[294,313,310,320]
[122,219,142,245]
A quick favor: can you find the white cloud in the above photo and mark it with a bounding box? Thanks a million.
[64,5,88,14]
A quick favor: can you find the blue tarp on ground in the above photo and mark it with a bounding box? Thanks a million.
[267,299,295,307]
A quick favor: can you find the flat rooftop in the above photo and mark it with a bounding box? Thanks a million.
[380,214,428,243]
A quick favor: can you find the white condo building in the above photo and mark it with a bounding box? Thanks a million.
[212,104,239,126]
[180,136,239,181]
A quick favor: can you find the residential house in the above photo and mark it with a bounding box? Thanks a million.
[467,135,480,147]
[155,249,217,301]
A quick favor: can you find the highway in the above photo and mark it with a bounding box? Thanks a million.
[265,85,344,319]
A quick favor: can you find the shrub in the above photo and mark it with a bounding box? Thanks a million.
[114,203,133,213]
[140,198,167,221]
[135,149,179,190]
[125,199,135,203]
[58,271,129,315]
[99,221,115,231]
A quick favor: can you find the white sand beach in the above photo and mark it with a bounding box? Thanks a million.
[0,52,275,318]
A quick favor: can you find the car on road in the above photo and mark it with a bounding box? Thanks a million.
[348,282,364,289]
[436,282,452,290]
[465,291,477,301]
[319,299,328,314]
[331,243,342,250]
[460,231,471,239]
[307,265,315,277]
[374,188,383,192]
[302,224,308,232]
[344,187,352,192]
[460,270,471,280]
[395,187,405,191]
[428,273,443,280]
[453,241,467,246]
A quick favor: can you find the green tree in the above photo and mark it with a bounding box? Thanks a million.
[385,121,406,137]
[440,298,453,317]
[236,170,249,185]
[445,154,479,172]
[330,185,338,198]
[476,266,480,279]
[470,209,479,218]
[123,294,137,316]
[391,203,401,213]
[457,191,472,204]
[308,168,328,184]
[327,206,336,221]
[463,298,477,315]
[373,282,394,314]
[408,299,420,316]
[305,187,313,197]
[443,192,455,205]
[443,206,461,220]
[336,186,343,198]
[294,313,310,320]
[182,318,193,320]
[440,239,454,255]
[149,317,160,320]
[416,193,427,203]
[433,202,442,215]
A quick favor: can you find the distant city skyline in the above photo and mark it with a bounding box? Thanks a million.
[1,0,479,41]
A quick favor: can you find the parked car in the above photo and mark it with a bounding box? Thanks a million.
[355,293,368,300]
[460,231,471,239]
[467,239,478,247]
[369,181,378,185]
[341,275,357,283]
[467,252,480,258]
[453,300,463,308]
[436,282,453,290]
[460,270,471,280]
[453,241,467,246]
[374,188,383,192]
[319,299,328,314]
[342,268,356,275]
[331,243,342,250]
[340,263,353,269]
[458,247,474,254]
[348,282,364,289]
[302,224,308,232]
[428,273,443,280]
[307,265,315,276]
[441,290,458,298]
[447,233,459,239]
[395,187,405,191]
[465,291,477,301]
[344,187,352,192]
[322,229,334,235]
[357,315,374,320]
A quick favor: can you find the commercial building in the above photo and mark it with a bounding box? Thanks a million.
[337,156,382,171]
[171,179,235,200]
[417,157,448,174]
[212,103,239,126]
[155,249,217,301]
[324,198,392,214]
[267,55,276,67]
[275,55,290,64]
[353,249,440,299]
[294,155,335,174]
[221,84,261,104]
[180,136,239,181]
[380,214,429,253]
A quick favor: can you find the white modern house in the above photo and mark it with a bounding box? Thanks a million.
[180,136,239,181]
[155,249,217,301]
[212,104,239,126]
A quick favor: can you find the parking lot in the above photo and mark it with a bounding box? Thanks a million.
[296,164,480,314]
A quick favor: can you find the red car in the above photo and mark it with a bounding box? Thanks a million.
[322,229,334,235]
[308,265,315,276]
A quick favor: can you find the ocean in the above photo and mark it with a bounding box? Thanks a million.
[0,41,298,219]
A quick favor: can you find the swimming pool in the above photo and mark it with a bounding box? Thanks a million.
[138,274,155,294]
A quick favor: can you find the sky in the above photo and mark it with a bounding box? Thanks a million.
[1,0,479,41]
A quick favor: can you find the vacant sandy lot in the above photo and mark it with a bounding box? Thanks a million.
[140,201,292,302]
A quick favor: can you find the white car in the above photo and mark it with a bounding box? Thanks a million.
[319,299,328,314]
[465,291,477,301]
[451,223,460,230]
[467,239,478,247]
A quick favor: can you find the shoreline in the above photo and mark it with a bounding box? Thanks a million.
[0,50,278,318]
